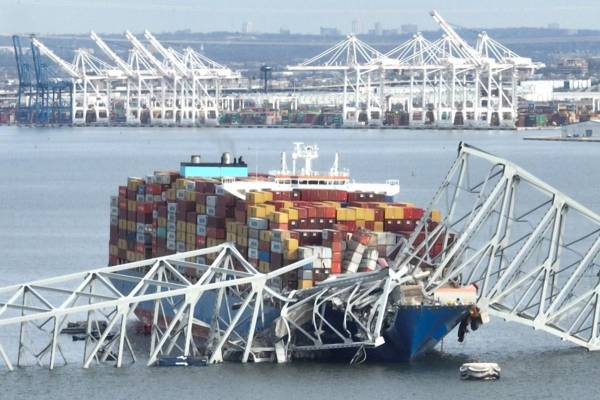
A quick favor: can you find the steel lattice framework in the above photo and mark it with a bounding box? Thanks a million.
[2,146,600,371]
[30,31,238,126]
[397,143,600,350]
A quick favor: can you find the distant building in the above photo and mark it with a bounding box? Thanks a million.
[558,58,589,76]
[588,57,600,74]
[351,19,360,34]
[547,23,560,30]
[401,24,418,34]
[373,22,382,36]
[279,28,291,35]
[382,29,398,36]
[242,21,253,34]
[561,120,600,138]
[320,27,341,37]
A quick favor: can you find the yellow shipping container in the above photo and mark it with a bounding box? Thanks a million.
[262,191,273,201]
[270,211,289,224]
[284,238,299,251]
[177,231,185,241]
[348,207,364,220]
[184,191,195,202]
[177,221,186,232]
[127,221,136,232]
[363,208,375,221]
[109,245,118,256]
[246,191,265,204]
[186,222,196,235]
[299,279,313,289]
[374,221,384,232]
[186,233,196,246]
[127,200,136,212]
[206,238,219,247]
[195,204,205,214]
[248,206,266,218]
[259,203,276,215]
[431,209,442,223]
[237,224,248,237]
[258,261,270,273]
[280,208,299,220]
[259,230,272,242]
[385,206,405,220]
[356,220,366,228]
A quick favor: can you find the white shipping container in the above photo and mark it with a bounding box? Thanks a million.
[197,225,207,236]
[167,203,177,213]
[167,222,176,232]
[167,239,176,250]
[176,241,186,252]
[248,238,259,249]
[271,241,283,254]
[110,196,118,207]
[176,190,186,200]
[206,195,217,207]
[197,215,208,226]
[248,247,259,259]
[248,217,268,230]
[206,206,216,216]
[167,231,176,241]
[136,194,145,202]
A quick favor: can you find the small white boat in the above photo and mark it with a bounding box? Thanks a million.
[459,362,501,380]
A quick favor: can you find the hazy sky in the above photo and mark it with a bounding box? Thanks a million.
[1,0,597,35]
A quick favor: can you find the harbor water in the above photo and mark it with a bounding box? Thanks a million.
[1,126,599,399]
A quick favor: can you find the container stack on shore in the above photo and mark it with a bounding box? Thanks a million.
[109,172,443,290]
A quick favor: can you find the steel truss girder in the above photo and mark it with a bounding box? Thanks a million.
[0,244,314,370]
[396,142,600,350]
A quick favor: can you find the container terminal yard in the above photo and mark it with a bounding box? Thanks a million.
[1,10,600,130]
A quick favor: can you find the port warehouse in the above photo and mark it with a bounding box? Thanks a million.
[3,11,558,129]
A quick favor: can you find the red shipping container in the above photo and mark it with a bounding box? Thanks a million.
[295,206,309,219]
[374,208,385,221]
[330,260,342,274]
[323,229,343,243]
[196,235,206,247]
[196,192,207,205]
[186,211,197,223]
[235,210,247,223]
[118,186,127,197]
[272,191,292,201]
[137,202,153,214]
[271,253,283,268]
[147,184,162,195]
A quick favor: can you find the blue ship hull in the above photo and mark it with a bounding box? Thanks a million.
[112,275,469,362]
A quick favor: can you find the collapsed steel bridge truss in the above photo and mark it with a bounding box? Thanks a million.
[397,143,600,350]
[2,145,599,371]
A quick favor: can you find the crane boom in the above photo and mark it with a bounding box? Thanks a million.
[90,31,135,77]
[31,38,80,79]
[144,30,189,77]
[429,10,482,65]
[125,30,172,77]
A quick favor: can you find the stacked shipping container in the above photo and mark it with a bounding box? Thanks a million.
[109,171,443,290]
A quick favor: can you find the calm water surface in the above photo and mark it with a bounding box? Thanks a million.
[0,126,599,399]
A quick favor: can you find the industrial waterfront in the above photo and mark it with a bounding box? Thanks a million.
[1,126,600,399]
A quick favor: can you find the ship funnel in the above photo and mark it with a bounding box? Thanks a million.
[221,152,233,164]
[191,155,202,164]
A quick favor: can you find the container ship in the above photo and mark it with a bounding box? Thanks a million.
[107,143,475,362]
